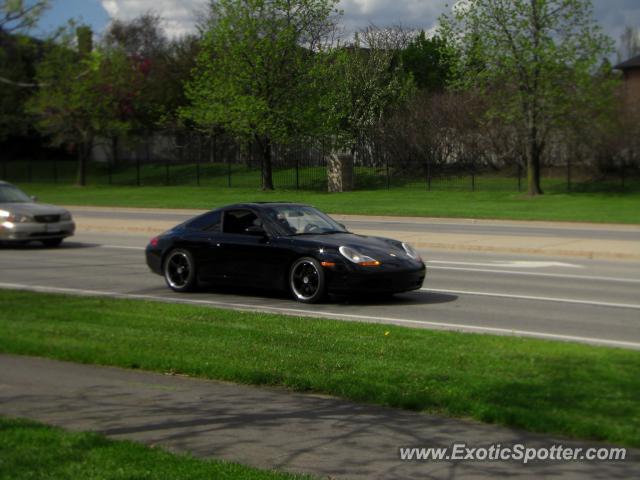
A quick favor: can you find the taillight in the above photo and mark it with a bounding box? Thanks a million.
[149,237,159,248]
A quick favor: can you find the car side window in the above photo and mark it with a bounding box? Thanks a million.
[186,211,221,232]
[223,209,260,235]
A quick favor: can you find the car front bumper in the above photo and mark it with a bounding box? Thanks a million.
[326,264,426,294]
[0,220,76,241]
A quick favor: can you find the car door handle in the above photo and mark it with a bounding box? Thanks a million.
[208,238,222,247]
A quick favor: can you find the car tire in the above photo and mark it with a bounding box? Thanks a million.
[42,238,63,247]
[289,257,326,303]
[164,248,198,292]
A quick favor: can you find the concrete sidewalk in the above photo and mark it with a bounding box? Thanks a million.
[0,354,637,479]
[68,206,640,260]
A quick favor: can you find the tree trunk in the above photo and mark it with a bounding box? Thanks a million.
[76,141,88,186]
[260,136,274,190]
[526,125,543,196]
[111,136,119,167]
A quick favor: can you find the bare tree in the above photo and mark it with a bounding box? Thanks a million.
[0,0,48,34]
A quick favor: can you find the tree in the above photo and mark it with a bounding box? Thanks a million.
[26,27,145,185]
[401,31,454,92]
[0,0,48,34]
[182,0,339,190]
[440,0,614,195]
[326,26,415,161]
[0,0,49,143]
[618,26,640,62]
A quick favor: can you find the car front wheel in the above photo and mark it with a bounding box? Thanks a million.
[164,248,197,292]
[289,257,326,303]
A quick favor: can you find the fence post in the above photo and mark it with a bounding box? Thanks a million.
[471,161,476,192]
[517,162,522,192]
[385,150,390,190]
[566,156,571,193]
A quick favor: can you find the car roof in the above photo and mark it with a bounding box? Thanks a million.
[0,180,12,186]
[222,202,312,210]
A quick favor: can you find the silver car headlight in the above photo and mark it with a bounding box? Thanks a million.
[60,212,72,221]
[0,210,33,223]
[402,242,422,261]
[339,246,381,266]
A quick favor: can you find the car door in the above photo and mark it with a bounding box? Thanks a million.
[216,209,264,285]
[179,211,224,281]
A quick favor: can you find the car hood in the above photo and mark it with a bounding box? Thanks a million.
[0,202,70,216]
[291,232,413,259]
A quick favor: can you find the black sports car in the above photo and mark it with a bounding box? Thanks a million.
[146,202,426,303]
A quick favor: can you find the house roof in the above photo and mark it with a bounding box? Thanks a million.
[615,54,640,71]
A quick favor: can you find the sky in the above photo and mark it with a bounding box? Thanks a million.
[36,0,640,57]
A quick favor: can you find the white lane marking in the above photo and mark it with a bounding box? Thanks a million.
[427,266,640,285]
[428,260,583,269]
[422,288,640,310]
[0,282,638,350]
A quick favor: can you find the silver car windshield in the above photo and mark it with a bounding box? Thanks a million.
[0,185,31,203]
[266,206,347,236]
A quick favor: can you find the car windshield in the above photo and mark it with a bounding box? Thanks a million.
[266,205,347,236]
[0,184,31,203]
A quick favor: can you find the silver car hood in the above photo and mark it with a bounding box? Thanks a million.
[0,202,70,216]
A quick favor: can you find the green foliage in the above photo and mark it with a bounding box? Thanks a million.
[326,28,415,151]
[0,32,40,140]
[0,0,49,33]
[439,0,616,195]
[182,0,339,142]
[401,31,454,91]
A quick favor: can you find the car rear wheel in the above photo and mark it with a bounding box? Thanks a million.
[164,249,197,292]
[289,257,326,303]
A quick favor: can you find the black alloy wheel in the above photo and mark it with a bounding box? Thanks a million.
[290,257,326,303]
[164,249,197,292]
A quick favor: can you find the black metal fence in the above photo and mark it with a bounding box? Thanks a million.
[1,136,638,192]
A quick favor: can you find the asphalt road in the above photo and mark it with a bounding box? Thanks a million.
[1,229,639,349]
[71,207,640,241]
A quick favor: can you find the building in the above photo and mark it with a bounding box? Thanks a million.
[615,54,640,107]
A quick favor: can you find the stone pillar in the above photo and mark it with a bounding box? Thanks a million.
[327,151,354,192]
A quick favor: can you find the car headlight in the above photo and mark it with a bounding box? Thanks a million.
[60,212,72,221]
[339,246,381,266]
[0,210,32,223]
[402,242,422,261]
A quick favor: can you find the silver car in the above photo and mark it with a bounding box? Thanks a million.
[0,181,75,247]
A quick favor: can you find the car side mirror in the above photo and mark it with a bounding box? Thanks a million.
[245,225,267,236]
[30,195,38,202]
[339,223,347,230]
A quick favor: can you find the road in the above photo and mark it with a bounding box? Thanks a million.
[1,218,639,349]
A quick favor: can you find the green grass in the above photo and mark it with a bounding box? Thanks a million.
[16,182,640,223]
[0,417,311,480]
[1,290,639,447]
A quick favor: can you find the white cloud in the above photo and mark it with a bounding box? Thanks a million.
[99,0,206,37]
[99,0,639,41]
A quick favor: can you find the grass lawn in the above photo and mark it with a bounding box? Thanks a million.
[1,290,639,447]
[0,417,311,480]
[17,183,640,224]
